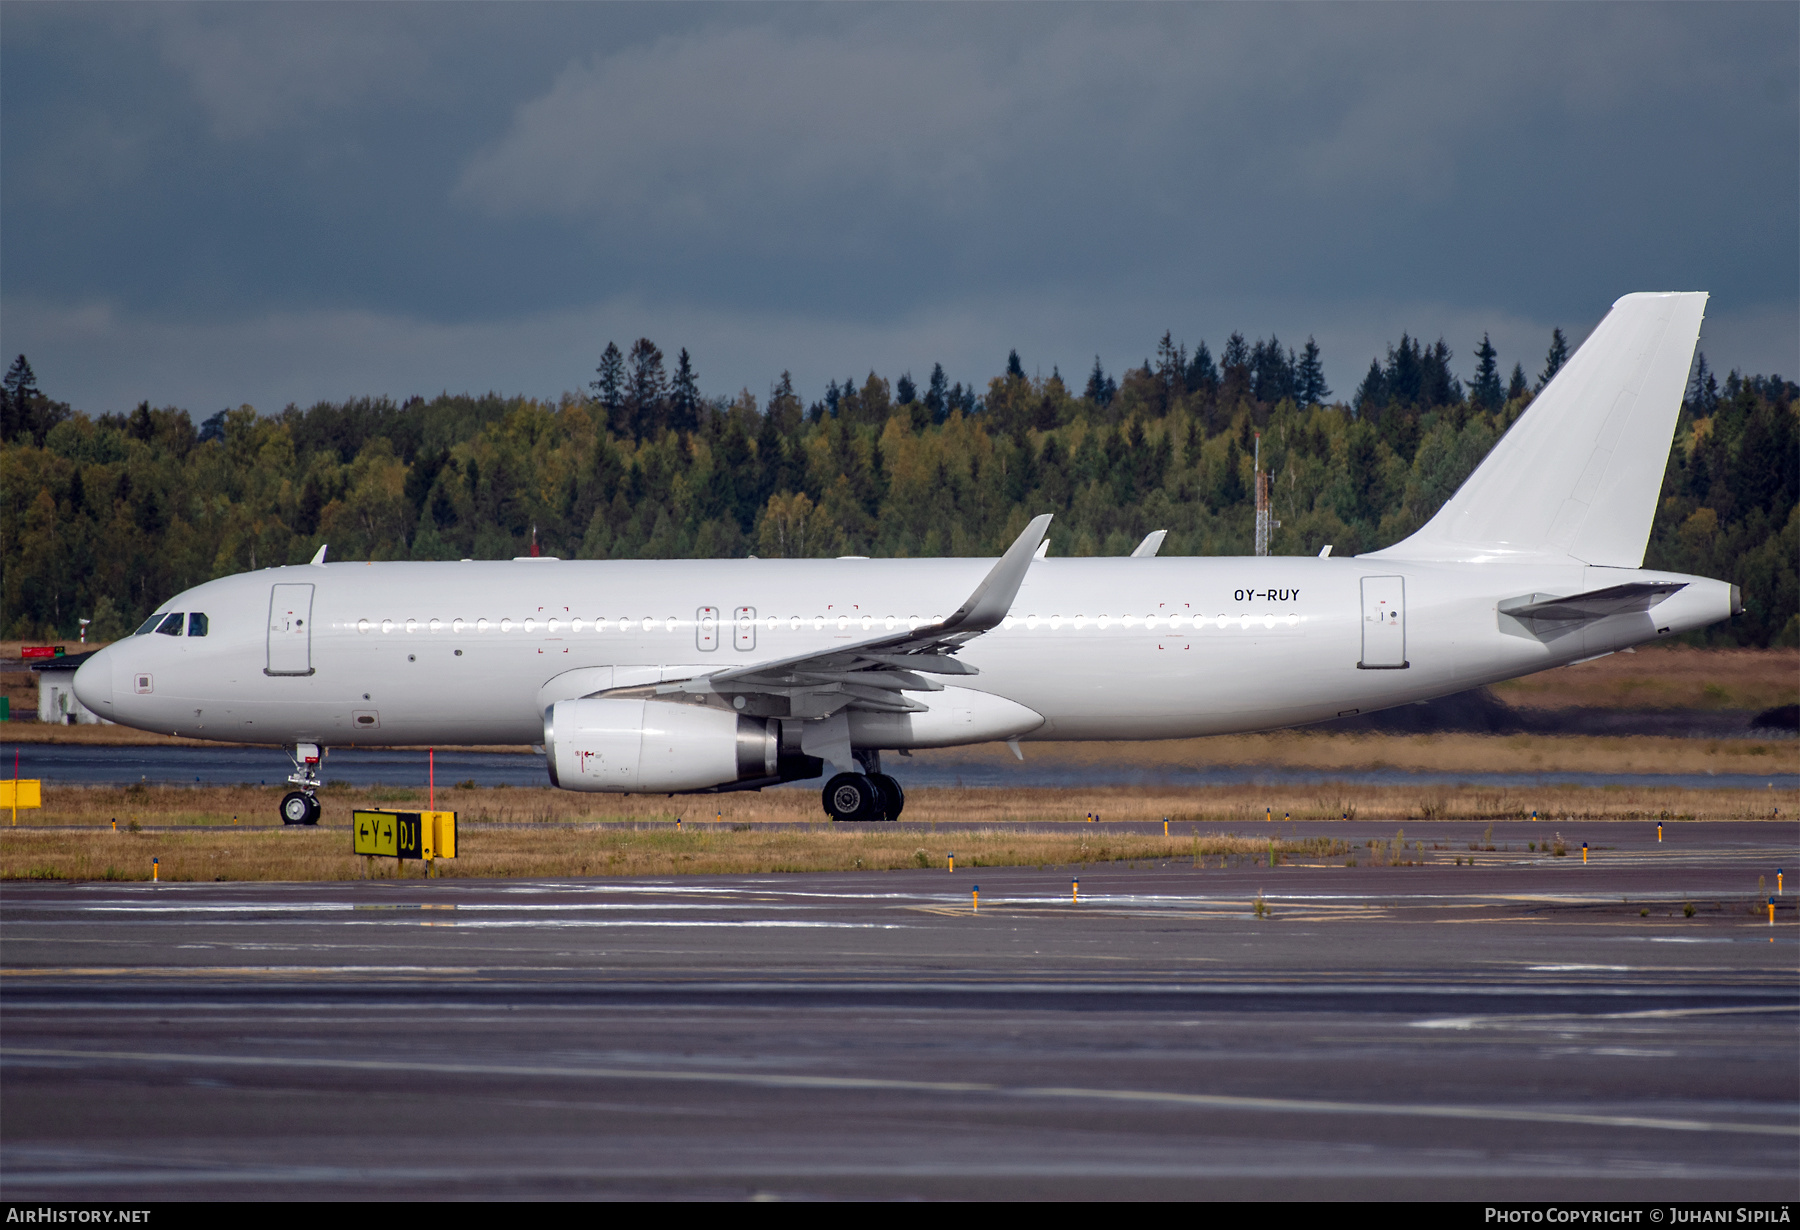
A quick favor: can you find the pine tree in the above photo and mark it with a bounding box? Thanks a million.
[626,339,667,437]
[1007,349,1025,379]
[1384,334,1422,407]
[4,354,38,404]
[896,372,917,406]
[1354,359,1387,418]
[1295,337,1329,406]
[926,363,948,423]
[1506,363,1528,402]
[1220,332,1251,405]
[1538,327,1569,390]
[591,342,625,416]
[669,348,700,434]
[1687,353,1719,414]
[1420,339,1461,408]
[1,354,39,442]
[1085,356,1116,409]
[1154,332,1185,414]
[1470,333,1502,410]
[1186,342,1220,398]
[1250,335,1295,405]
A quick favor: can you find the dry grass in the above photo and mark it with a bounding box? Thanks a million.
[1490,645,1799,711]
[0,825,1351,883]
[917,731,1799,775]
[4,720,1794,776]
[2,780,1790,883]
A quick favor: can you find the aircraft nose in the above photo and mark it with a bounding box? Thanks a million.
[72,647,115,716]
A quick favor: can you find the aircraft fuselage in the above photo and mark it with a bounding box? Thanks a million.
[74,554,1734,749]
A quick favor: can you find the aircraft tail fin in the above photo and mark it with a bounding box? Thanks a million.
[1365,291,1707,567]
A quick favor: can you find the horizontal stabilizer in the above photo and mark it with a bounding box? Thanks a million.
[1499,581,1686,639]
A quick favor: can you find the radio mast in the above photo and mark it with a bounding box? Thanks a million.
[1253,432,1278,556]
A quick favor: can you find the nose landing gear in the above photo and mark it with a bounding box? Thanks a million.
[280,742,324,826]
[279,790,321,826]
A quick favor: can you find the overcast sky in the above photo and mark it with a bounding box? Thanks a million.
[3,3,1794,417]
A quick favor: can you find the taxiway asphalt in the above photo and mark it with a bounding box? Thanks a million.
[2,828,1795,1200]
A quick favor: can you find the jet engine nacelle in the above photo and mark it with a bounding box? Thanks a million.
[545,697,815,793]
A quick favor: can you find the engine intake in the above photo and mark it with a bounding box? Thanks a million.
[544,698,818,793]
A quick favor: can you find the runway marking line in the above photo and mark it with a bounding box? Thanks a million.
[0,966,482,977]
[1413,1004,1798,1030]
[3,1045,1793,1139]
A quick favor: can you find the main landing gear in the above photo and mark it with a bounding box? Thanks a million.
[280,742,324,826]
[822,750,905,822]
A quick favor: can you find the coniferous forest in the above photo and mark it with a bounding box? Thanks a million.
[1,329,1794,646]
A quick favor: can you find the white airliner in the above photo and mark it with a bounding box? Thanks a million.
[74,292,1736,825]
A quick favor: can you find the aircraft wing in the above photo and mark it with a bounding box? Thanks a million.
[644,514,1052,718]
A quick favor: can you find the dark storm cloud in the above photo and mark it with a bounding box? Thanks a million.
[2,3,1793,414]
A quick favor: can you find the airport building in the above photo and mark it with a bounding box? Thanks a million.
[31,653,108,725]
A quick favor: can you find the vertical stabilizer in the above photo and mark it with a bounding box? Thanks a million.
[1366,291,1706,567]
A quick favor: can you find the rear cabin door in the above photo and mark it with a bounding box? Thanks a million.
[1358,576,1408,669]
[266,584,316,676]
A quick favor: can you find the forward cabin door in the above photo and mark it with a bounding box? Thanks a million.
[266,584,316,676]
[1358,576,1408,669]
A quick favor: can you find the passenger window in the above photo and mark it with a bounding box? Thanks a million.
[134,614,165,636]
[188,613,209,637]
[156,613,184,636]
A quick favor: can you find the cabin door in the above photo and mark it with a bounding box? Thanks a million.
[1358,576,1408,669]
[266,584,316,676]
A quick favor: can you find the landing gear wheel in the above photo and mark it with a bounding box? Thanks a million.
[870,773,904,822]
[280,791,320,826]
[823,772,880,822]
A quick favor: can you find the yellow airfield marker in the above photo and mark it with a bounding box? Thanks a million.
[151,858,159,883]
[1072,879,1080,904]
[971,885,979,912]
[1582,843,1589,864]
[947,852,954,873]
[3,777,42,826]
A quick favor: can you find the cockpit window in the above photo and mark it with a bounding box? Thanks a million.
[135,614,165,636]
[155,613,184,636]
[187,613,208,637]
